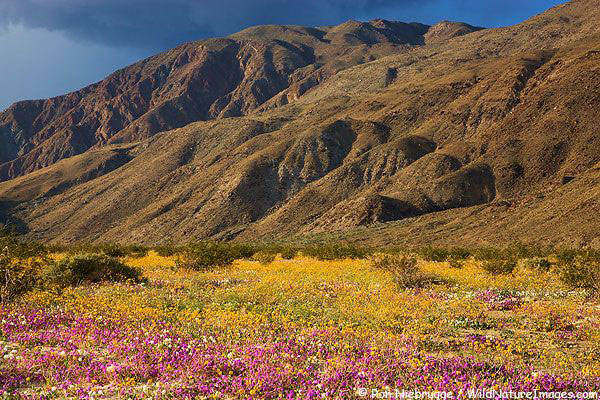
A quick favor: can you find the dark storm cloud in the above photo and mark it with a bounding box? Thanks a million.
[0,0,567,111]
[0,0,423,50]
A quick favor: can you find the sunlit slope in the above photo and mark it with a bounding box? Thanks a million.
[1,0,599,246]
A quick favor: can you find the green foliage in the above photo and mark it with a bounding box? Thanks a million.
[65,243,149,258]
[473,245,523,276]
[473,247,505,261]
[302,243,370,261]
[416,247,471,262]
[555,249,600,264]
[417,247,449,262]
[248,244,299,260]
[447,247,472,260]
[0,247,42,304]
[49,253,143,286]
[521,257,553,272]
[279,246,298,260]
[253,251,276,265]
[481,259,517,275]
[176,242,255,271]
[473,244,535,262]
[154,243,183,257]
[504,241,552,260]
[374,254,440,289]
[226,243,257,260]
[558,255,600,294]
[124,245,150,258]
[0,228,48,259]
[0,230,50,303]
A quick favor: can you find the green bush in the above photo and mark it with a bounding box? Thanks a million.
[226,243,256,260]
[279,246,298,260]
[556,249,577,264]
[481,259,517,275]
[521,257,552,272]
[558,256,600,294]
[176,242,255,271]
[49,253,143,286]
[504,242,551,260]
[65,243,149,258]
[374,254,440,289]
[417,247,449,262]
[448,259,464,269]
[447,248,471,260]
[69,243,126,257]
[473,247,504,261]
[0,247,42,304]
[303,243,370,261]
[555,249,600,264]
[0,228,48,259]
[94,243,127,257]
[124,245,149,258]
[417,247,471,262]
[253,244,298,260]
[253,251,276,265]
[154,243,183,257]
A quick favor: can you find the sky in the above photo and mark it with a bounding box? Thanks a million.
[0,0,566,112]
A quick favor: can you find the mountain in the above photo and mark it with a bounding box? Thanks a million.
[0,20,481,181]
[0,0,599,247]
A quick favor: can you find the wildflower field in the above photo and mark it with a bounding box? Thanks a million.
[1,249,599,398]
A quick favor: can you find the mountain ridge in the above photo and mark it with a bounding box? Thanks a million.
[1,0,599,247]
[0,19,482,181]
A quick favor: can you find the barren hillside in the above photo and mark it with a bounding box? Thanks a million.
[0,0,599,247]
[0,20,481,181]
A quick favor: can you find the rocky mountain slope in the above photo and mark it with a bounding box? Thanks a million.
[1,0,599,247]
[0,20,481,181]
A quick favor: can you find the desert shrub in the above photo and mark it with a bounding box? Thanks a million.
[521,257,552,272]
[448,259,464,269]
[481,259,517,275]
[256,244,298,260]
[0,228,48,259]
[123,245,149,258]
[97,243,127,257]
[558,256,600,294]
[504,242,551,260]
[418,247,471,262]
[226,243,256,260]
[176,241,255,271]
[555,249,578,264]
[374,254,440,289]
[473,247,504,261]
[253,251,276,265]
[447,247,471,260]
[49,253,143,286]
[63,243,149,258]
[154,244,183,257]
[417,247,449,262]
[279,246,298,260]
[69,243,127,257]
[0,247,45,303]
[303,243,370,261]
[555,249,600,264]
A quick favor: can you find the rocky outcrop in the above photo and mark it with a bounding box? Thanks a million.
[0,20,483,182]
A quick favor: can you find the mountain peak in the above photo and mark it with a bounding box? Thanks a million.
[424,21,484,43]
[0,16,481,182]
